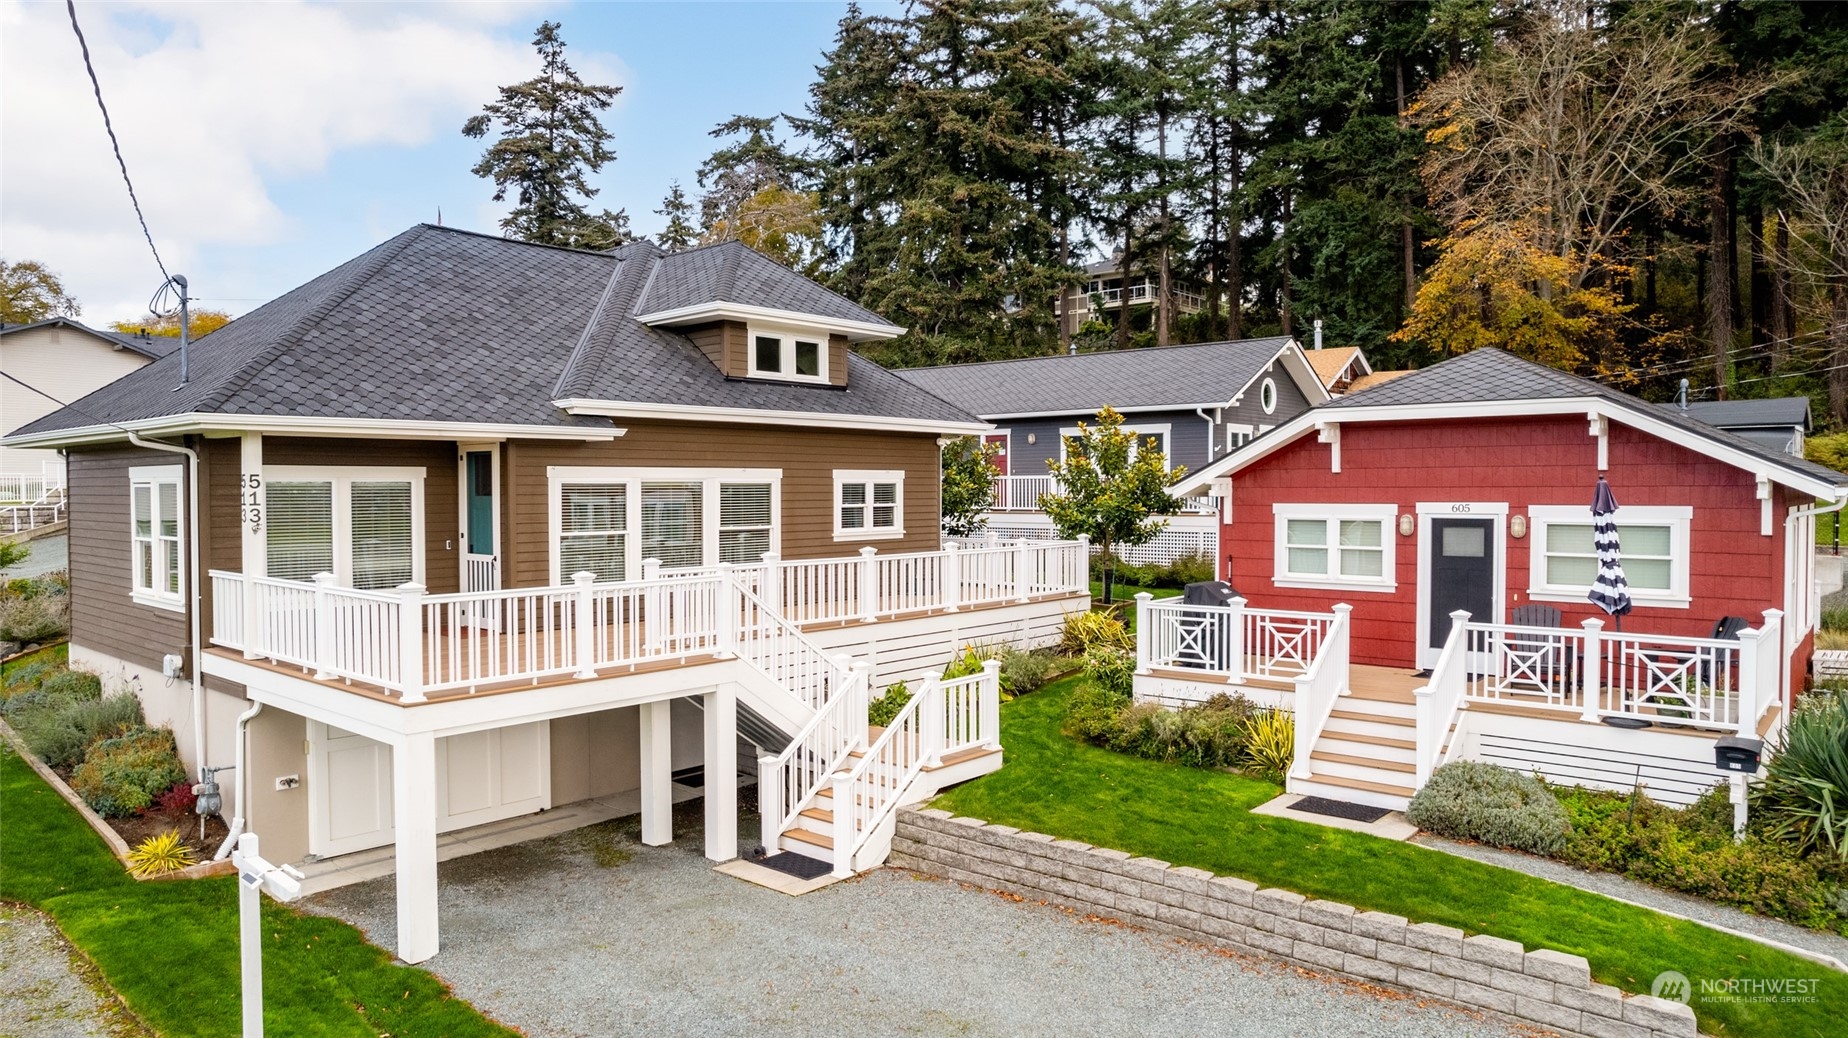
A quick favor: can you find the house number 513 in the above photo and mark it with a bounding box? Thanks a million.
[240,473,263,533]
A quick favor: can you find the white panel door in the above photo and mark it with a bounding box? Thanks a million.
[308,722,394,858]
[436,721,551,833]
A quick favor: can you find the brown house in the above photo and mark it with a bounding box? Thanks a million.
[7,225,1090,962]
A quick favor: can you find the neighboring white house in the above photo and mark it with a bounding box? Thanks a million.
[0,318,174,497]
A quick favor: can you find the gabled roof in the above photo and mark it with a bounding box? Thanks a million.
[1303,345,1369,389]
[631,239,900,341]
[1176,348,1847,498]
[5,225,982,445]
[1661,397,1811,431]
[892,336,1322,419]
[0,316,177,360]
[1344,369,1414,394]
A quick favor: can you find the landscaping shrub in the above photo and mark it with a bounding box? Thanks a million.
[1241,708,1294,781]
[1406,761,1570,855]
[1753,690,1848,860]
[40,669,102,703]
[1082,645,1135,699]
[70,726,187,818]
[15,693,145,769]
[1160,552,1215,588]
[0,593,69,643]
[999,648,1053,696]
[1063,679,1131,744]
[868,680,912,728]
[1060,610,1131,655]
[154,779,197,817]
[127,830,196,878]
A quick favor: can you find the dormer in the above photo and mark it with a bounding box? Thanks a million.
[633,241,902,389]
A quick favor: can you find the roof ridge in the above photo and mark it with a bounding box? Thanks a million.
[414,221,649,260]
[194,226,427,414]
[553,253,631,399]
[899,335,1292,373]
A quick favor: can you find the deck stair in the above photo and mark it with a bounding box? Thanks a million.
[1290,678,1422,811]
[777,738,1001,861]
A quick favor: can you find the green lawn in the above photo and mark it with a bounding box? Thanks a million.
[934,677,1848,1037]
[0,743,513,1038]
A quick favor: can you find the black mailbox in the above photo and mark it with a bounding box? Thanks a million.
[1714,736,1763,774]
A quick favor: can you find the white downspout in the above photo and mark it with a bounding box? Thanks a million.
[126,432,204,792]
[1781,491,1848,711]
[1195,407,1218,461]
[213,701,263,860]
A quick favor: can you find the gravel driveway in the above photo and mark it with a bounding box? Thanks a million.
[0,904,147,1038]
[305,809,1527,1038]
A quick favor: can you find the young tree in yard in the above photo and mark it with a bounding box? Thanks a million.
[939,437,1001,537]
[654,181,698,253]
[1041,407,1184,602]
[109,309,232,338]
[1,260,80,323]
[463,21,630,249]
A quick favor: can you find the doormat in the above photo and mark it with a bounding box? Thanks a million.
[1287,796,1391,824]
[754,851,832,880]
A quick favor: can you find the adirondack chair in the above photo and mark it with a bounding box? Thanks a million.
[1504,604,1570,701]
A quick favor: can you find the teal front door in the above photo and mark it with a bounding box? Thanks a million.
[463,450,498,594]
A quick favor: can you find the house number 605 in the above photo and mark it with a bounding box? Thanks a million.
[240,473,263,533]
[1450,503,1472,513]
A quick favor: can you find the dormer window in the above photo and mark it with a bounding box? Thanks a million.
[749,325,827,383]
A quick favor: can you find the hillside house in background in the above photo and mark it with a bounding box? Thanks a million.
[5,226,1091,964]
[1139,348,1843,812]
[1664,397,1811,458]
[896,337,1330,565]
[1052,256,1206,339]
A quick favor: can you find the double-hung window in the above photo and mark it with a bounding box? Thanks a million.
[1059,423,1172,466]
[834,470,903,540]
[1527,505,1691,607]
[749,326,827,382]
[130,465,184,609]
[549,468,781,582]
[1272,503,1396,592]
[264,467,423,590]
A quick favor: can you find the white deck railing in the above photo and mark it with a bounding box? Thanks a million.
[988,474,1217,515]
[1288,605,1351,782]
[1415,611,1472,786]
[0,464,64,505]
[766,539,1088,625]
[1134,595,1342,684]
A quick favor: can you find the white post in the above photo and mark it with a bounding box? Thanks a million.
[238,836,264,1038]
[1014,538,1032,602]
[980,658,1002,750]
[941,542,961,613]
[642,558,661,652]
[311,572,336,680]
[639,699,673,846]
[716,562,738,657]
[919,670,944,765]
[1762,607,1785,728]
[830,770,855,878]
[1731,774,1749,841]
[1333,604,1355,696]
[858,545,879,623]
[240,433,264,661]
[572,571,597,678]
[1226,595,1247,685]
[392,731,439,963]
[1412,684,1435,787]
[1579,617,1604,722]
[396,583,426,704]
[759,550,782,616]
[1734,625,1762,737]
[703,684,738,862]
[852,660,875,744]
[758,753,781,853]
[1076,534,1091,594]
[1134,593,1154,674]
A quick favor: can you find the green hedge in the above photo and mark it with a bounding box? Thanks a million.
[70,726,187,818]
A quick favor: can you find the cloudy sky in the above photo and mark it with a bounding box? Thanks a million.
[1,1,884,325]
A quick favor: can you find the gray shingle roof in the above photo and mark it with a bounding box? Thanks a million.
[0,317,177,360]
[632,239,895,328]
[893,336,1298,417]
[1660,397,1811,431]
[9,225,976,439]
[1330,348,1845,487]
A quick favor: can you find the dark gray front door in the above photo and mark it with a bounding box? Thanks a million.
[1429,517,1494,649]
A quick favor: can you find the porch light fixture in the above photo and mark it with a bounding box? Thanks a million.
[1398,514,1414,537]
[1026,433,1037,444]
[1510,514,1528,539]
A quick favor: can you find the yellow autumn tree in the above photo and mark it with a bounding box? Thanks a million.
[110,309,233,339]
[703,185,825,275]
[1392,221,1628,373]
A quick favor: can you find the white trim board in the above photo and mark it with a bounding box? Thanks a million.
[554,397,990,436]
[1415,504,1507,671]
[632,300,903,342]
[3,413,628,450]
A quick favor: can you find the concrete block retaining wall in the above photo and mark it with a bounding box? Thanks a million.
[892,808,1699,1038]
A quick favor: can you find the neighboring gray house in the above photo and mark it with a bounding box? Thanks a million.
[1662,397,1811,457]
[896,337,1329,562]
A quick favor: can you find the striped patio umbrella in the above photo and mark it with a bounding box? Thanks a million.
[1587,476,1633,631]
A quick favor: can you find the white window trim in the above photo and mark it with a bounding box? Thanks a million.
[545,466,784,582]
[1058,422,1173,464]
[128,464,185,611]
[1525,504,1692,608]
[263,465,427,588]
[1260,377,1278,414]
[746,323,829,384]
[833,468,905,541]
[1224,422,1256,453]
[1271,502,1398,593]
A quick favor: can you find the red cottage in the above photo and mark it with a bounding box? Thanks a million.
[1140,349,1846,810]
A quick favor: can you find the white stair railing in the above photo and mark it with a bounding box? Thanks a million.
[757,660,869,854]
[1414,610,1472,787]
[1288,604,1351,781]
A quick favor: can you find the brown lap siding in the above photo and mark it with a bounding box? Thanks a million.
[501,420,942,588]
[67,446,190,671]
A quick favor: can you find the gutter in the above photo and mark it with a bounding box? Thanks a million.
[125,432,206,795]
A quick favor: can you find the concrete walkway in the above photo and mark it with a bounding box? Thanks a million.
[0,904,148,1038]
[305,808,1529,1038]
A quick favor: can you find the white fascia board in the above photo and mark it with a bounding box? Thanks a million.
[1,413,627,449]
[633,301,904,343]
[1171,394,1846,499]
[555,397,992,436]
[976,403,1225,421]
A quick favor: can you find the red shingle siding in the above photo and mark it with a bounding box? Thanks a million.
[1224,415,1792,674]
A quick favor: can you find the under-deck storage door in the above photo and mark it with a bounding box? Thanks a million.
[435,721,551,833]
[307,721,395,858]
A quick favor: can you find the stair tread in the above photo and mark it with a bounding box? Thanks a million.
[1311,750,1416,774]
[1317,731,1415,750]
[799,806,833,824]
[782,827,834,850]
[924,745,998,770]
[1307,772,1415,797]
[1327,708,1415,727]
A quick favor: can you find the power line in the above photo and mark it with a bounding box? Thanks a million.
[65,0,169,285]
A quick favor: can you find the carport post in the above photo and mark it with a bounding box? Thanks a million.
[639,699,674,846]
[392,730,439,964]
[704,685,738,861]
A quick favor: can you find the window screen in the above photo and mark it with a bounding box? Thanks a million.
[719,483,773,563]
[642,482,704,569]
[559,483,626,582]
[266,481,335,582]
[350,482,414,590]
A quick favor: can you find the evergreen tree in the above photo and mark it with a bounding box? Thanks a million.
[463,21,629,249]
[696,115,809,234]
[654,181,698,253]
